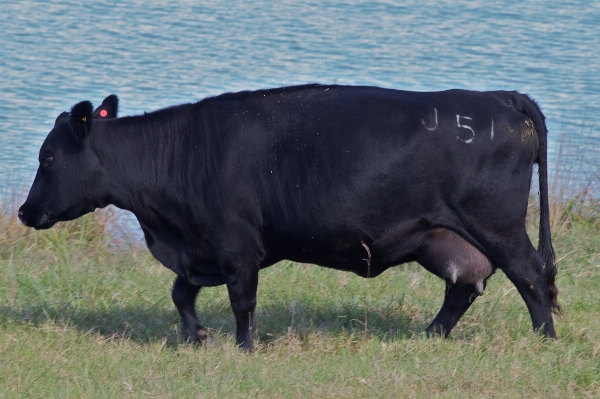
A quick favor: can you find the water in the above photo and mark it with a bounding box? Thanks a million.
[2,0,599,209]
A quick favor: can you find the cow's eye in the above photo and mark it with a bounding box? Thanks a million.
[41,155,54,167]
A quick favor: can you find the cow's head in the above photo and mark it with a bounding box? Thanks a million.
[18,95,119,229]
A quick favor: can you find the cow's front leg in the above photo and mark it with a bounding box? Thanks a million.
[222,261,259,351]
[171,276,207,343]
[426,282,482,337]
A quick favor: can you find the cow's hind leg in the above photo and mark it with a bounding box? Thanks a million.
[426,282,482,337]
[223,262,259,351]
[500,242,556,338]
[172,276,207,343]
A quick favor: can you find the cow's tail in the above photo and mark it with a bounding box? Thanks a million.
[507,92,560,314]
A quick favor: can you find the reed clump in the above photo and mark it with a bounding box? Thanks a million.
[0,203,120,260]
[548,136,600,234]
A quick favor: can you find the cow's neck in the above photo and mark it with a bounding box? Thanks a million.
[93,118,193,219]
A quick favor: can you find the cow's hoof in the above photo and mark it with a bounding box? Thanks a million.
[182,328,209,345]
[197,328,209,341]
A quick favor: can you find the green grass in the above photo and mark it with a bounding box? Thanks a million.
[1,195,600,398]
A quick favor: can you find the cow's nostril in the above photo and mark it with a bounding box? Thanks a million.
[17,209,27,224]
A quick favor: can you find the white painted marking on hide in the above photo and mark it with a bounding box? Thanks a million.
[490,118,495,140]
[456,115,475,144]
[422,107,438,131]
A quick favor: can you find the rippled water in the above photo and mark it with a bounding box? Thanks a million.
[2,0,599,198]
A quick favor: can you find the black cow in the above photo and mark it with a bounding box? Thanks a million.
[19,85,558,350]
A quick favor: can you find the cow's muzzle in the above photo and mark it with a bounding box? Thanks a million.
[18,204,54,229]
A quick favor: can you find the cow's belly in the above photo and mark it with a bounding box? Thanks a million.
[268,231,418,278]
[140,223,226,287]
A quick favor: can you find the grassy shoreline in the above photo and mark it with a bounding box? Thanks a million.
[1,191,600,397]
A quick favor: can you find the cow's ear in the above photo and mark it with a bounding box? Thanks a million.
[70,101,94,140]
[93,94,118,119]
[54,111,71,126]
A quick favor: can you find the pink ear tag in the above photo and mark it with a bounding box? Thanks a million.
[100,109,108,117]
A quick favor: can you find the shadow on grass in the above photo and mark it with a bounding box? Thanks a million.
[0,299,427,347]
[0,303,181,345]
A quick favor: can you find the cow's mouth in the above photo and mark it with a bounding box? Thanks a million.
[33,218,57,230]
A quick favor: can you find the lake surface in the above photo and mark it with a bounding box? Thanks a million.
[2,0,599,206]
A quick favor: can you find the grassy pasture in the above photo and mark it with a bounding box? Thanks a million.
[1,184,600,398]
